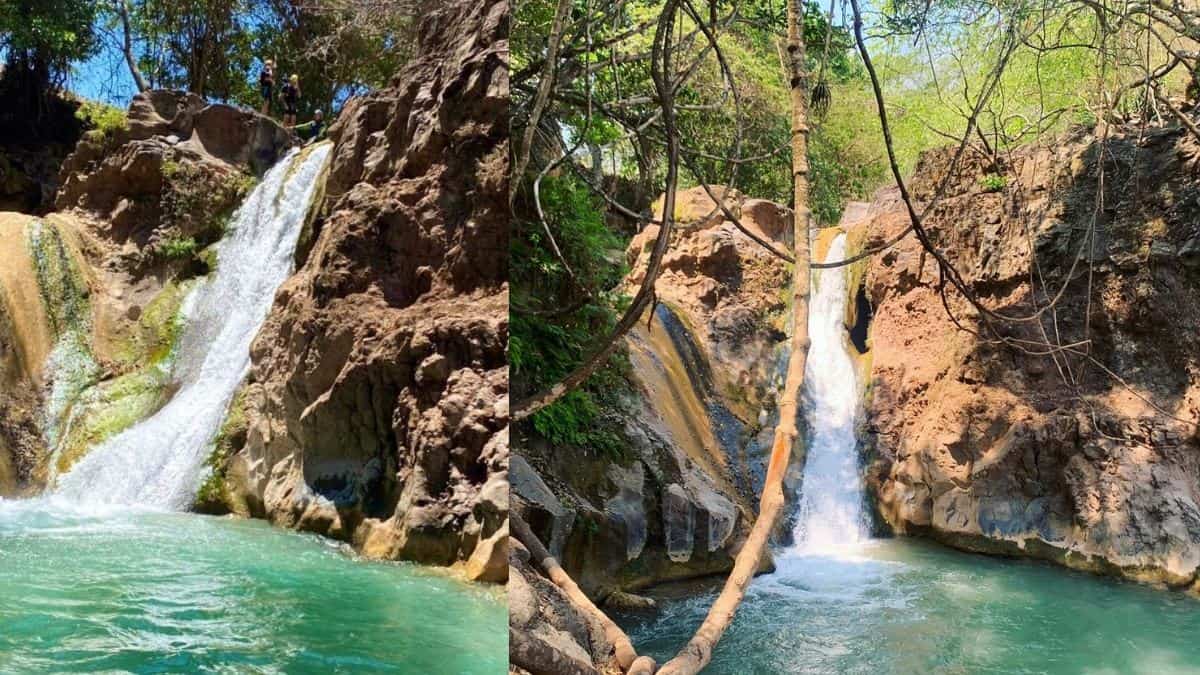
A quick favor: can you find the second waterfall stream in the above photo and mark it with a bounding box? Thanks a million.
[54,144,331,510]
[792,232,869,552]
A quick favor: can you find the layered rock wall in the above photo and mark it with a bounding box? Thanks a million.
[512,187,794,601]
[862,124,1200,588]
[222,0,510,582]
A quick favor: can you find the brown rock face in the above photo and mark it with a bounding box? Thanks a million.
[862,125,1200,588]
[56,90,292,255]
[629,186,790,415]
[226,0,509,581]
[514,186,791,599]
[0,92,291,494]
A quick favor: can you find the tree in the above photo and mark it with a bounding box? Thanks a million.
[0,0,99,102]
[99,0,415,113]
[657,2,814,671]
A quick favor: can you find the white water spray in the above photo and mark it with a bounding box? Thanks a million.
[791,233,869,553]
[54,144,331,510]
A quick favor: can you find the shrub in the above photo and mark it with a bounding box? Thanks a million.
[512,172,633,460]
[980,173,1007,192]
[75,100,127,139]
[155,236,198,260]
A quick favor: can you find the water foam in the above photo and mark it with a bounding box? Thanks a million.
[791,233,869,554]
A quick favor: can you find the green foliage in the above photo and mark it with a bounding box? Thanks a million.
[75,100,128,139]
[980,173,1007,192]
[155,236,198,260]
[520,0,871,220]
[118,0,415,114]
[511,172,632,459]
[513,173,627,296]
[529,389,626,459]
[0,0,98,87]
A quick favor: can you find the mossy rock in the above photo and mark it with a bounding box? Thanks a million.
[54,369,170,475]
[193,387,249,515]
[112,280,192,370]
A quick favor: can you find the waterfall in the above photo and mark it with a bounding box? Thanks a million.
[54,143,331,510]
[791,233,869,553]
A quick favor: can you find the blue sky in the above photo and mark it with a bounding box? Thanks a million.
[69,41,140,106]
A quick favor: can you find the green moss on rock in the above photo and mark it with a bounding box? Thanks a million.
[113,280,192,370]
[54,369,170,475]
[193,387,248,514]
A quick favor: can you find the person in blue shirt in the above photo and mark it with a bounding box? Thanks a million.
[293,109,326,144]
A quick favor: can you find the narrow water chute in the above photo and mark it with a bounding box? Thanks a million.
[791,233,869,552]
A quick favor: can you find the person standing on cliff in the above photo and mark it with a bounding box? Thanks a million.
[259,59,275,115]
[280,74,300,127]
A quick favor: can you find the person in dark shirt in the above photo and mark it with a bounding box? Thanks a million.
[279,74,300,126]
[258,59,274,115]
[294,109,326,144]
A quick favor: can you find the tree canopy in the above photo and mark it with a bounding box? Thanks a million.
[0,0,417,118]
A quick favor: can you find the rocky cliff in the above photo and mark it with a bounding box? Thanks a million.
[860,123,1200,589]
[216,0,510,583]
[0,91,291,495]
[0,89,86,214]
[511,187,796,665]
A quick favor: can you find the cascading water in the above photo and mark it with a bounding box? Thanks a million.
[621,236,1200,674]
[53,143,331,510]
[792,233,869,552]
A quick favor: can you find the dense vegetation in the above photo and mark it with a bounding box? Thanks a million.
[0,0,417,116]
[511,0,1199,449]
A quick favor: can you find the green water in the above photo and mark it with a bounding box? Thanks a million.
[0,500,506,674]
[617,539,1200,674]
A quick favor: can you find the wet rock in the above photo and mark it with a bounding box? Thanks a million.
[512,454,575,558]
[604,589,657,611]
[663,483,696,562]
[604,462,648,561]
[228,0,509,579]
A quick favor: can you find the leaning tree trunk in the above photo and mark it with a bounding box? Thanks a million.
[116,0,149,92]
[655,1,813,672]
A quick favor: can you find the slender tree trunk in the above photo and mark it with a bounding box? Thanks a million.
[116,0,149,92]
[588,141,603,183]
[511,0,572,203]
[656,0,813,671]
[511,512,640,670]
